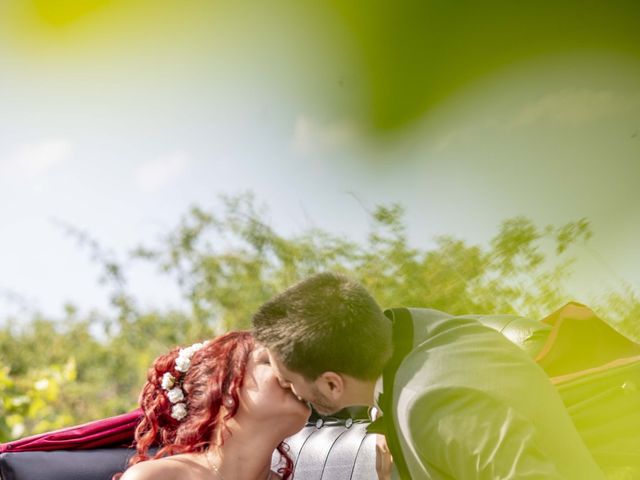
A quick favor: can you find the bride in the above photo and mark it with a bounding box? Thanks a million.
[115,331,311,480]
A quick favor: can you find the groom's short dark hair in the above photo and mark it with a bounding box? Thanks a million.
[252,272,392,380]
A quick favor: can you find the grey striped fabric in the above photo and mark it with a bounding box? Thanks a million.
[286,422,376,480]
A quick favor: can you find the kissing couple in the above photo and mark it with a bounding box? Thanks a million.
[119,272,608,480]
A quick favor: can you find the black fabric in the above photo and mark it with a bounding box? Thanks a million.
[0,448,133,480]
[0,423,375,480]
[377,307,414,480]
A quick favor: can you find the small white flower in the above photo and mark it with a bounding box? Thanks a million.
[175,355,191,372]
[177,341,206,364]
[161,372,175,390]
[167,387,185,403]
[171,402,188,421]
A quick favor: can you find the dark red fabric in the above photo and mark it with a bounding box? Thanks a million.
[0,409,141,452]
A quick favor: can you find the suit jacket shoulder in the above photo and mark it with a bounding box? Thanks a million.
[387,309,605,480]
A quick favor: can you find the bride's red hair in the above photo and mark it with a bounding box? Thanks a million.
[114,331,293,479]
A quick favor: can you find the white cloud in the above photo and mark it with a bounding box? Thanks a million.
[135,151,189,191]
[0,139,71,178]
[290,115,358,156]
[512,88,640,127]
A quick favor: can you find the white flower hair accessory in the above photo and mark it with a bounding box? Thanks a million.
[161,372,175,390]
[171,403,188,421]
[167,387,185,404]
[160,340,209,421]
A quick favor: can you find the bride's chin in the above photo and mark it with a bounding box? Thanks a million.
[285,416,311,436]
[287,398,312,421]
[286,401,311,417]
[293,400,312,417]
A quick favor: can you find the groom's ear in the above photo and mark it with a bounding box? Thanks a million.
[316,371,345,400]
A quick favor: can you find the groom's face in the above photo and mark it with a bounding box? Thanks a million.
[267,350,342,415]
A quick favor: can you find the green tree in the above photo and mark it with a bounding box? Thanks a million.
[1,194,636,441]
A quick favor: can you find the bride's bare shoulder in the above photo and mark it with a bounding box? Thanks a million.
[120,454,207,480]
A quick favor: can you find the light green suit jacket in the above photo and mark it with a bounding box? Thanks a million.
[382,308,606,480]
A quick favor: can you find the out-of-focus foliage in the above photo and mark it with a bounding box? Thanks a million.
[3,0,639,132]
[601,287,640,344]
[0,359,76,442]
[0,193,637,442]
[331,0,640,130]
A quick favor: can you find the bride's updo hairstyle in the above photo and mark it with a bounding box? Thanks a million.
[114,331,293,479]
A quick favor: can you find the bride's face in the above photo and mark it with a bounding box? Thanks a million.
[237,345,311,434]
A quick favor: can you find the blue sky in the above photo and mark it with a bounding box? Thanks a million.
[1,3,639,320]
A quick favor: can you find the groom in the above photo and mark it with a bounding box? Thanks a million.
[252,272,605,480]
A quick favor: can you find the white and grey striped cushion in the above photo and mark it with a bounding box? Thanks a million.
[286,421,376,480]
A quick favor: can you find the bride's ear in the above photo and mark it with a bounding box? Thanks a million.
[316,371,344,400]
